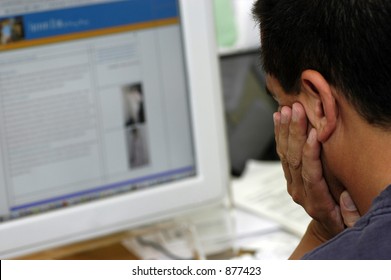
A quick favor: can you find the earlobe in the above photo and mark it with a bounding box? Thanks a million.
[300,70,338,143]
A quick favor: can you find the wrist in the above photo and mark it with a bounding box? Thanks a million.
[307,219,336,243]
[289,219,336,259]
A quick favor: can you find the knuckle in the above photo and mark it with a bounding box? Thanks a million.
[287,152,302,170]
[288,124,299,137]
[287,185,293,197]
[276,147,285,159]
[279,154,288,166]
[290,190,302,205]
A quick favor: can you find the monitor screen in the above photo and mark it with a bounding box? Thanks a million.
[0,0,229,258]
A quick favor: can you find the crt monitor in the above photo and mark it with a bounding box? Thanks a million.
[0,0,229,258]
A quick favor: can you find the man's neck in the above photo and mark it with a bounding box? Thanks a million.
[338,111,391,214]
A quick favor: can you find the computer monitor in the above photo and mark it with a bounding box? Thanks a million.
[0,0,229,259]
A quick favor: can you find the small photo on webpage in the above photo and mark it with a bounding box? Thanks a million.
[122,83,150,169]
[0,17,25,45]
[123,83,146,126]
[126,126,150,169]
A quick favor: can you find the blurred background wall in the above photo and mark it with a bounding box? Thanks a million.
[214,0,279,176]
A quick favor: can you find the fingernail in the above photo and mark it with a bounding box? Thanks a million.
[341,191,357,211]
[281,108,289,124]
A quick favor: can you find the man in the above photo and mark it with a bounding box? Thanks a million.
[252,0,391,259]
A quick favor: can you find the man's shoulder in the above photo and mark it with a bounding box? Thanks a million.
[303,186,391,260]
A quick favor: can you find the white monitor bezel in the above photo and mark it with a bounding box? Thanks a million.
[0,0,229,259]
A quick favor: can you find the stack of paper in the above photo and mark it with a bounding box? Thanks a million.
[231,160,311,237]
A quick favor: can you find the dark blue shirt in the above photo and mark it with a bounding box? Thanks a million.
[303,185,391,260]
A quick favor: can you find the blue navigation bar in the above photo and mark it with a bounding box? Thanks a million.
[3,0,179,40]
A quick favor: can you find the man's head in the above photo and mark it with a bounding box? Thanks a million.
[253,0,391,210]
[253,0,391,129]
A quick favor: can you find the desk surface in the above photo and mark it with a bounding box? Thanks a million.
[18,231,138,260]
[17,208,299,260]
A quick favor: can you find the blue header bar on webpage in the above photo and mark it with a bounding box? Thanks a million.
[6,0,179,40]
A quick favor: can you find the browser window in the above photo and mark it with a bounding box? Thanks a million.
[0,0,196,222]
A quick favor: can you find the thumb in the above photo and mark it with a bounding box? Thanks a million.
[340,191,361,228]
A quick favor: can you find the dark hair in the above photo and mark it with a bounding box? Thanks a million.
[253,0,391,127]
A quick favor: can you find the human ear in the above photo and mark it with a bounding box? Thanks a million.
[299,70,337,143]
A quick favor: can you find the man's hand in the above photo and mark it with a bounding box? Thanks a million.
[340,190,360,228]
[273,103,359,240]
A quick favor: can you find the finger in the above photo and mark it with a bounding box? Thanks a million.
[340,191,361,228]
[302,128,344,234]
[302,129,324,185]
[273,112,280,145]
[287,103,308,192]
[277,106,292,184]
[274,111,292,184]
